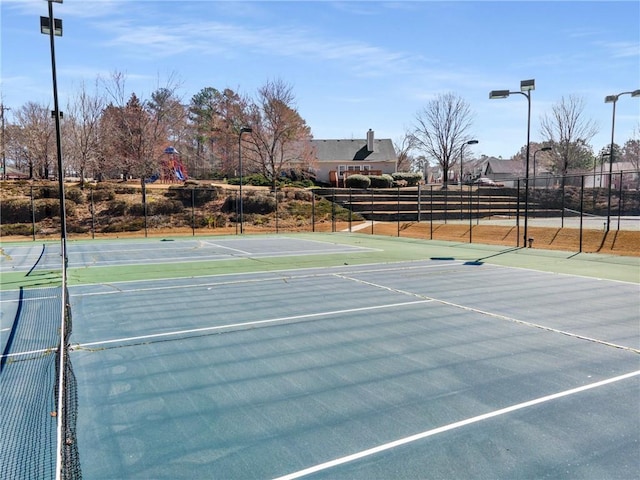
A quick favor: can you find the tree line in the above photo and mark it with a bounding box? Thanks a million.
[2,74,313,190]
[1,73,638,188]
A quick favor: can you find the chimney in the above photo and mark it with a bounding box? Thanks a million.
[366,129,374,152]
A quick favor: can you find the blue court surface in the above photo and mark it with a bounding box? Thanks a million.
[1,234,639,479]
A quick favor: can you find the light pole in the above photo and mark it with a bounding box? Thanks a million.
[533,146,552,186]
[1,105,10,180]
[238,126,252,233]
[490,79,535,247]
[459,139,478,186]
[460,140,478,220]
[604,89,640,232]
[40,0,66,252]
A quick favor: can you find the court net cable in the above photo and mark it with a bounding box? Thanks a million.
[56,240,82,480]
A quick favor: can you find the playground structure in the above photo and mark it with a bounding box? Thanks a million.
[146,146,188,184]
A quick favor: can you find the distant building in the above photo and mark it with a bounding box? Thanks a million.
[311,130,398,186]
[482,159,524,187]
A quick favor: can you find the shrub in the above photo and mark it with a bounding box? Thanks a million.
[345,174,371,189]
[227,174,272,187]
[243,195,276,214]
[0,223,34,237]
[1,198,32,223]
[66,188,85,204]
[126,199,185,216]
[89,185,116,202]
[101,217,144,233]
[104,199,128,216]
[33,198,62,221]
[369,175,394,188]
[36,185,59,199]
[392,172,423,186]
[168,186,219,206]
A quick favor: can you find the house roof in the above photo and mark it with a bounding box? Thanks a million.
[310,139,397,164]
[485,159,523,175]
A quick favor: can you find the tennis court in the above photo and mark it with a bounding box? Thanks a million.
[1,233,639,479]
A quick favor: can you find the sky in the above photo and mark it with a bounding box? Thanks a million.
[1,0,639,160]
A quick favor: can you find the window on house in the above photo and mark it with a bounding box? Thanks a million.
[338,165,371,176]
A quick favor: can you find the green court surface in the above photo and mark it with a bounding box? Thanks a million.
[1,233,638,479]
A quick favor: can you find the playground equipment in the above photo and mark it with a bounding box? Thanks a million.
[157,146,187,183]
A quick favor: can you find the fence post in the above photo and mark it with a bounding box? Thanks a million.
[579,175,584,253]
[397,185,400,237]
[430,185,433,240]
[561,177,566,228]
[331,190,336,233]
[311,192,315,232]
[468,185,473,243]
[444,187,448,224]
[370,189,374,235]
[191,188,195,236]
[348,188,352,233]
[516,179,521,247]
[617,172,623,231]
[275,187,279,234]
[417,183,422,223]
[142,182,148,238]
[90,189,95,239]
[31,185,36,241]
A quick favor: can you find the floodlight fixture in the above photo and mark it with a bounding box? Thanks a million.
[40,16,62,36]
[520,79,535,92]
[489,90,510,99]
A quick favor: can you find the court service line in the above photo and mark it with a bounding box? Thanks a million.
[336,274,640,354]
[71,262,463,296]
[73,299,434,349]
[200,241,252,255]
[273,370,640,480]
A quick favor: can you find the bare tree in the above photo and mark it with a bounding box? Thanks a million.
[13,102,55,179]
[248,79,314,189]
[393,130,416,172]
[540,95,599,177]
[64,80,105,184]
[411,93,474,188]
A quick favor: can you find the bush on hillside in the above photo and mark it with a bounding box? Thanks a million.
[392,172,423,186]
[345,174,370,189]
[369,174,394,188]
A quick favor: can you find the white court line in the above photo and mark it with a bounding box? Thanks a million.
[335,273,640,354]
[273,370,640,480]
[200,241,252,255]
[73,299,433,349]
[70,261,464,296]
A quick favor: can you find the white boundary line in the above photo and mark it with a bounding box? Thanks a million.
[73,299,434,349]
[273,370,640,480]
[69,261,463,297]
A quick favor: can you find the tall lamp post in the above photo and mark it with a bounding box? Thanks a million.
[533,146,552,185]
[238,126,252,234]
[604,89,640,232]
[490,79,535,247]
[459,139,479,186]
[1,105,9,180]
[460,140,478,220]
[40,0,66,252]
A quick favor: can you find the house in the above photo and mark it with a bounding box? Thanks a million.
[311,130,398,186]
[482,158,524,187]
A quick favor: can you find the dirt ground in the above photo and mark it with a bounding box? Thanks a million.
[368,222,640,257]
[3,221,638,257]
